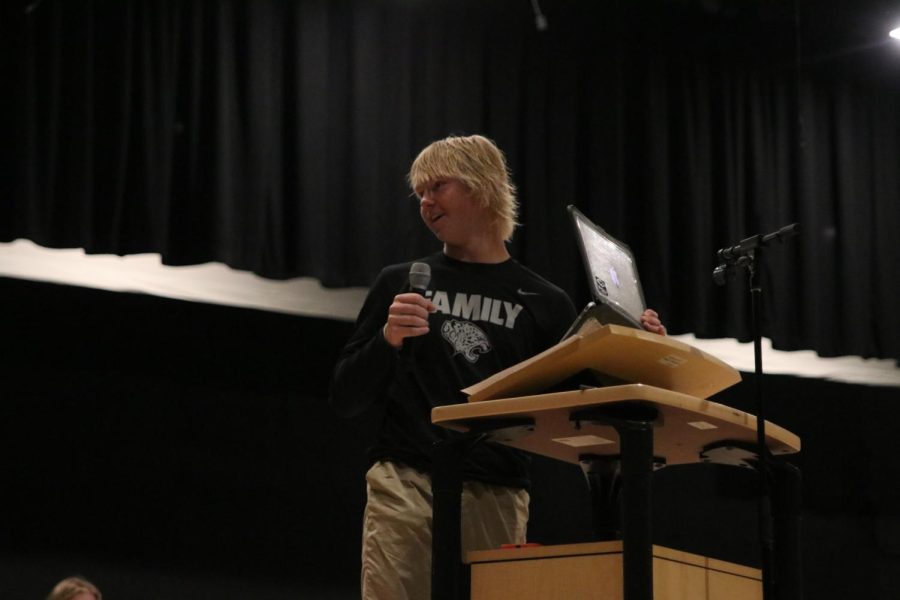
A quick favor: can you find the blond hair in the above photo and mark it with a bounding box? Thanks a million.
[408,134,519,241]
[47,576,102,600]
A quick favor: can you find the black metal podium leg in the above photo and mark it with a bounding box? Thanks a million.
[618,419,655,600]
[572,403,659,600]
[431,419,535,600]
[432,438,468,600]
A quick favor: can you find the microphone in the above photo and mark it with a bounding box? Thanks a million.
[716,236,760,264]
[409,262,431,295]
[716,224,800,264]
[712,223,800,285]
[401,262,431,365]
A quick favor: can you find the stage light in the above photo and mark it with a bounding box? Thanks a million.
[891,27,900,40]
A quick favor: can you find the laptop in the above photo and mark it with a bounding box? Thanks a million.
[563,205,647,337]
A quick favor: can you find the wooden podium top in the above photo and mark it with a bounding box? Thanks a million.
[463,324,742,402]
[433,384,800,466]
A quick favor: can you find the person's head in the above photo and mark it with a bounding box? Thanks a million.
[408,134,518,242]
[46,576,102,600]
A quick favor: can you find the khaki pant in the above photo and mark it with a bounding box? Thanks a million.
[361,460,529,600]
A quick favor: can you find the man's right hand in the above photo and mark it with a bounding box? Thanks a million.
[383,293,436,349]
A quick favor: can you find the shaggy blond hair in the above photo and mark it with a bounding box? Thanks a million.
[409,134,519,241]
[47,576,102,600]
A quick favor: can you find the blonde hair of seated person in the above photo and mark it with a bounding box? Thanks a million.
[47,576,102,600]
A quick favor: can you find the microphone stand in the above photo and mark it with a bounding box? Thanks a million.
[713,223,800,600]
[749,247,776,600]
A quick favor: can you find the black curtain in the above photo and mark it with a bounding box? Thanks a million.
[3,0,899,360]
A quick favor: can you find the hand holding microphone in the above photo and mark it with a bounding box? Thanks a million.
[383,263,435,349]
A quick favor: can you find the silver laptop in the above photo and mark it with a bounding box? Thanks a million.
[564,205,646,337]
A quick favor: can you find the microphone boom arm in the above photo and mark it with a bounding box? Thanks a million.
[713,223,799,285]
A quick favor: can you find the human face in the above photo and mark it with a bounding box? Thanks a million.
[418,178,495,251]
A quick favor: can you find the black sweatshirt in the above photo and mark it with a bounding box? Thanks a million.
[330,252,576,489]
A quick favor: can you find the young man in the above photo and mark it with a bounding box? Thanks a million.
[330,134,665,600]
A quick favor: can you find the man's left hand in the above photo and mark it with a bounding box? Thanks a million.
[640,309,667,336]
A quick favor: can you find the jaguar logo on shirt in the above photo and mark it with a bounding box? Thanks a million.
[441,319,492,363]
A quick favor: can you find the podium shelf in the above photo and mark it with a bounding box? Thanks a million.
[433,384,800,466]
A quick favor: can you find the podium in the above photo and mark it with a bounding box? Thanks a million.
[430,325,801,600]
[467,541,764,600]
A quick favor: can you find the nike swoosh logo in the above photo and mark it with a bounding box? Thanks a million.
[517,288,540,296]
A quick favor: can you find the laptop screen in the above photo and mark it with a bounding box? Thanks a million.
[568,205,646,329]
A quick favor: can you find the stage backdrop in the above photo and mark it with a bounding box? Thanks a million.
[3,0,899,361]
